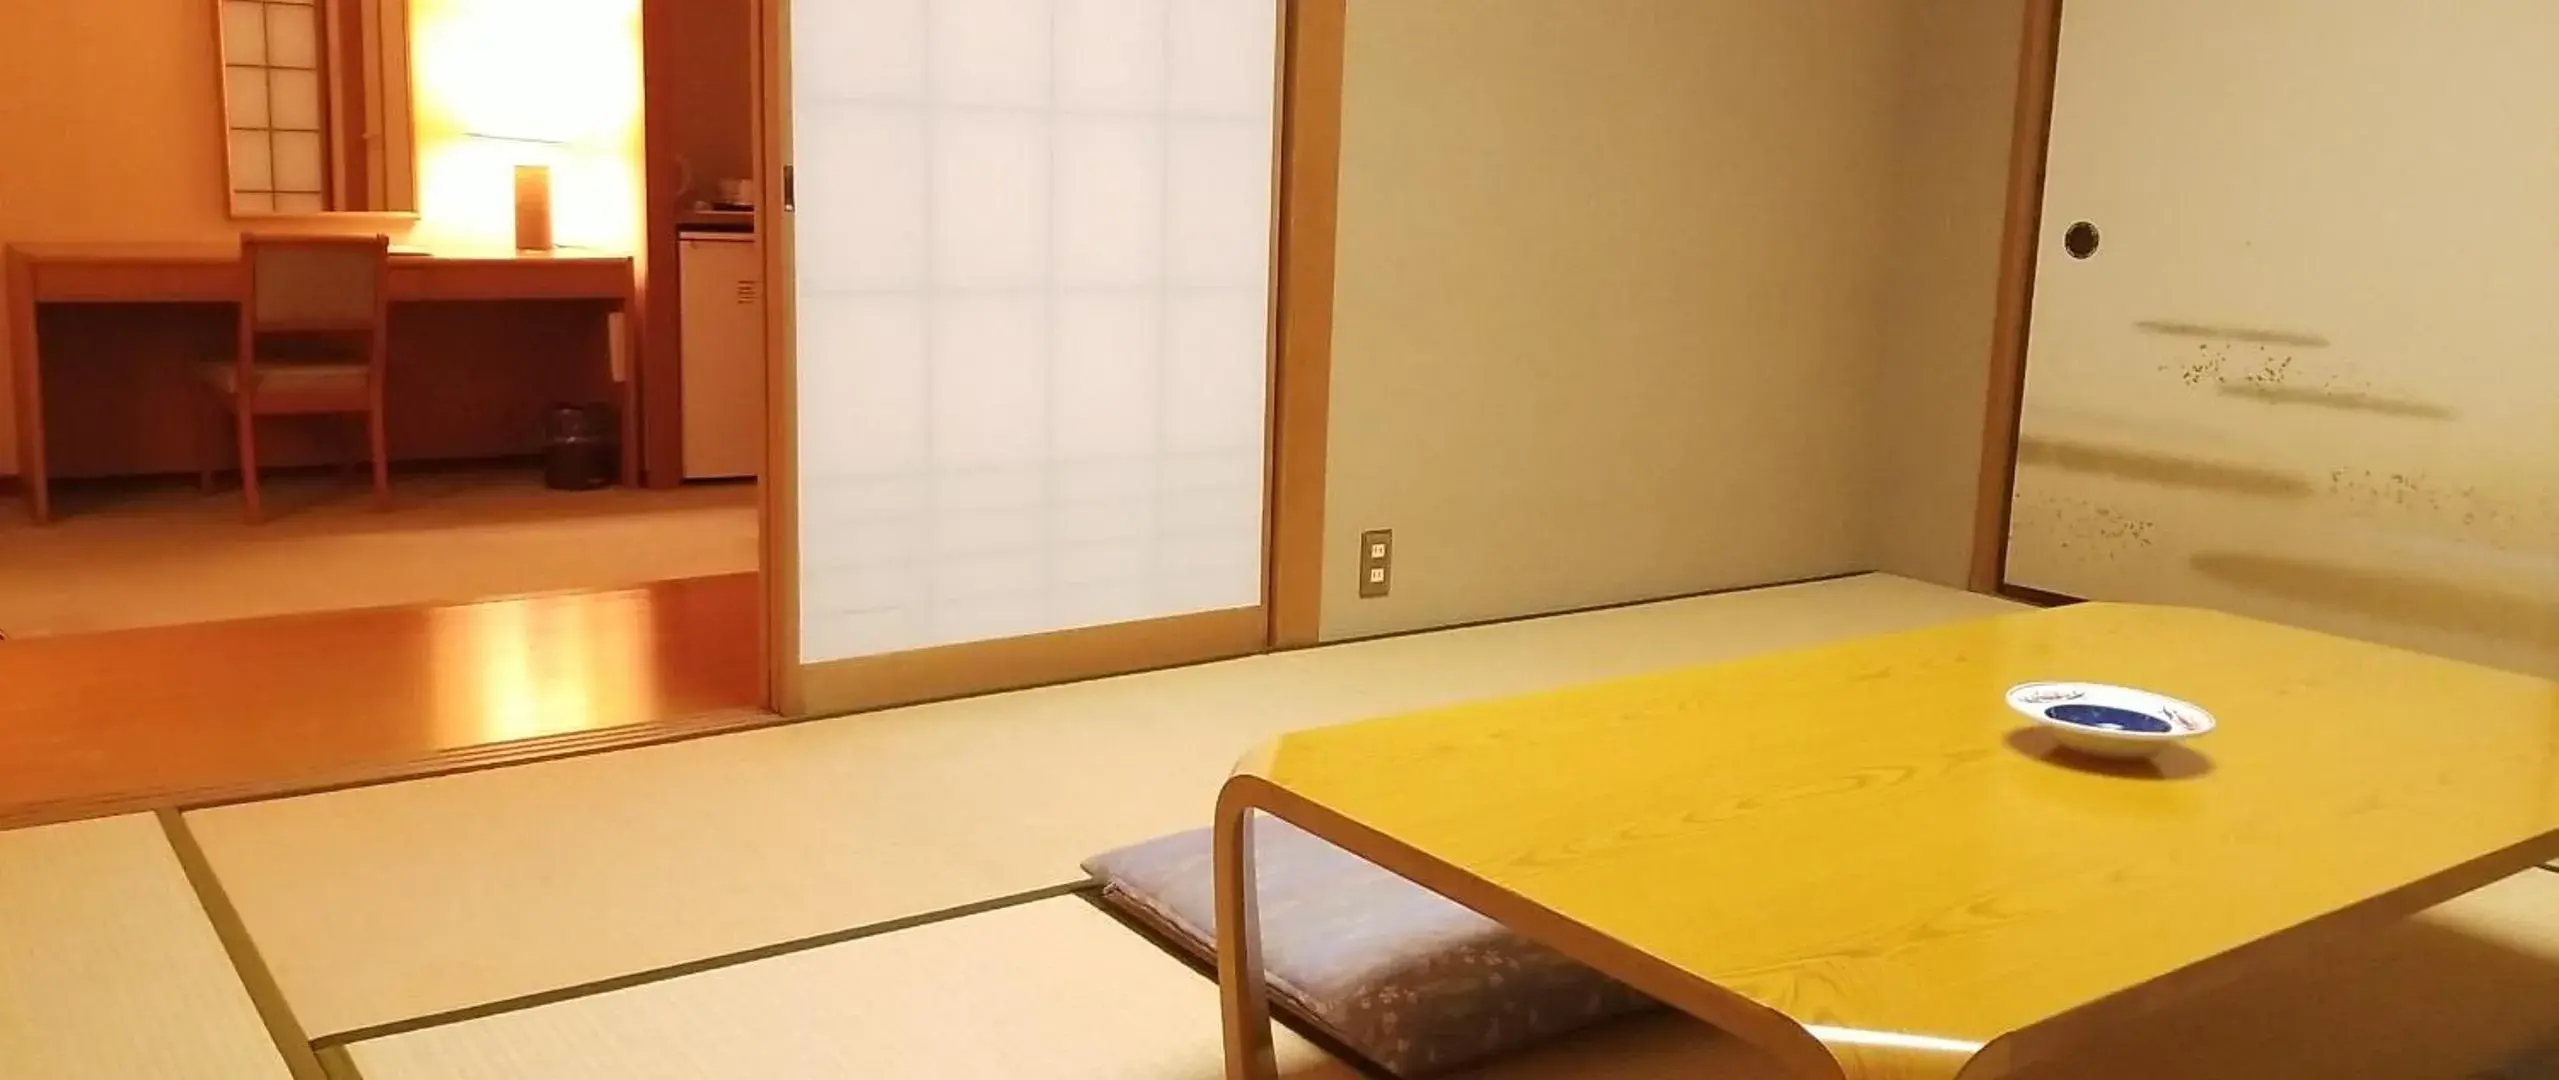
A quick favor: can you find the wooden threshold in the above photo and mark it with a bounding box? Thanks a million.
[9,707,786,832]
[799,606,1268,717]
[0,574,765,831]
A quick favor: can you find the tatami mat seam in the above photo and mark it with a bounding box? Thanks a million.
[314,1045,367,1080]
[158,809,330,1080]
[311,880,1099,1050]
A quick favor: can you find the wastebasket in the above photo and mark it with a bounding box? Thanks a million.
[543,403,618,491]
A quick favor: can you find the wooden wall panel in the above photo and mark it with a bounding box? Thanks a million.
[639,0,683,487]
[660,0,757,195]
[639,0,758,486]
[755,0,795,711]
[39,303,615,478]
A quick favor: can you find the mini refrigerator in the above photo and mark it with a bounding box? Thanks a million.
[679,229,765,480]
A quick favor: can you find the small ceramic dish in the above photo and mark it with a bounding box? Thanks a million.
[2006,681,2216,760]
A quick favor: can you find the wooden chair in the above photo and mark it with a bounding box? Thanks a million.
[200,234,392,523]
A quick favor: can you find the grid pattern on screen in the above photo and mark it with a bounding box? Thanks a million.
[793,0,1280,663]
[223,0,330,214]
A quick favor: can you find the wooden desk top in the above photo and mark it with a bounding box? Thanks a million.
[5,243,634,305]
[7,241,631,264]
[1225,604,2559,1079]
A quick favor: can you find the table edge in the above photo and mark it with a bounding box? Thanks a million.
[1217,768,2559,1080]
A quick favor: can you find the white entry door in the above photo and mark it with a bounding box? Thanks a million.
[780,0,1282,712]
[2008,0,2559,674]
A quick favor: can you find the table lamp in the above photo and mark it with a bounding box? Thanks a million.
[468,132,568,253]
[514,164,553,253]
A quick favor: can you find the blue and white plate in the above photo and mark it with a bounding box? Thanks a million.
[2005,682,2215,760]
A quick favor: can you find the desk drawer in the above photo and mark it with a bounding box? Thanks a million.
[388,258,632,304]
[35,260,240,303]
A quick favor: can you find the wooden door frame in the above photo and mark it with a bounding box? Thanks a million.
[638,0,688,489]
[756,0,1347,716]
[1264,0,1346,649]
[755,0,796,713]
[1967,0,2066,594]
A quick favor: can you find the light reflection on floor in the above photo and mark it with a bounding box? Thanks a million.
[430,589,660,747]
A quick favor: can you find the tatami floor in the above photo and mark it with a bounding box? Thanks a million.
[8,574,2559,1079]
[0,469,758,638]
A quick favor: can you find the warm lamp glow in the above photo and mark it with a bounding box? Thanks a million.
[408,0,643,252]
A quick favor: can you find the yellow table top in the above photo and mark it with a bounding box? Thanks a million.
[1230,603,2559,1078]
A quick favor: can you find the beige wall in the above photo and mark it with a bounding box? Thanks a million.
[0,1,234,243]
[1870,0,2027,588]
[1320,0,2018,640]
[0,0,240,473]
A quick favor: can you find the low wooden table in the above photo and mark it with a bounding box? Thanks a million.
[1214,604,2559,1079]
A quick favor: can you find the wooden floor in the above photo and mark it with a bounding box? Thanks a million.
[0,574,767,829]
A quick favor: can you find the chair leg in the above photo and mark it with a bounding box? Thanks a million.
[198,398,221,493]
[338,418,358,483]
[367,406,390,510]
[235,408,261,524]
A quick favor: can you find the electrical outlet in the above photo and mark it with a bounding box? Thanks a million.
[1358,529,1393,599]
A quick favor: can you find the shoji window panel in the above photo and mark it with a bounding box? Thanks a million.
[222,0,330,214]
[794,0,1279,663]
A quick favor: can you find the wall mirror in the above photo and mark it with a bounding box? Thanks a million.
[217,0,420,215]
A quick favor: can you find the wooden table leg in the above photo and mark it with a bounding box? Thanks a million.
[1214,785,1280,1080]
[614,307,641,488]
[6,249,49,525]
[1214,774,1975,1080]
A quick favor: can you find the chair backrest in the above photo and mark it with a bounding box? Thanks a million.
[242,233,389,334]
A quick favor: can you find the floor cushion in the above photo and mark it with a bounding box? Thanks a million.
[1083,814,1659,1078]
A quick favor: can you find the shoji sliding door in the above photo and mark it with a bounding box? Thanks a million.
[779,0,1281,712]
[2007,0,2559,675]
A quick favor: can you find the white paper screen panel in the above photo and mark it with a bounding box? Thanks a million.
[2008,0,2559,676]
[791,0,1279,664]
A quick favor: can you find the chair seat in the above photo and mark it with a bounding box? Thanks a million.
[197,362,372,396]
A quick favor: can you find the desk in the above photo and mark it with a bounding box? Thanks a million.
[1215,604,2559,1079]
[4,243,639,523]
